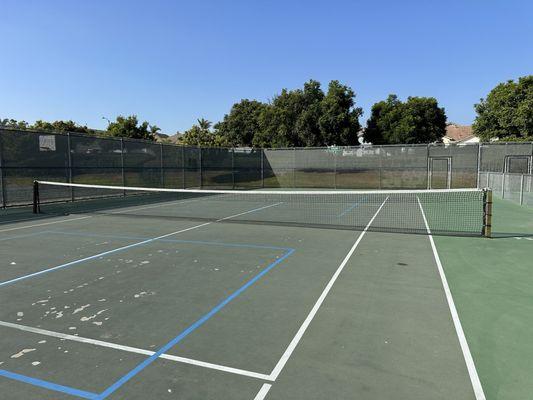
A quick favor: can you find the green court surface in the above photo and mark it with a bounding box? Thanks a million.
[0,196,531,399]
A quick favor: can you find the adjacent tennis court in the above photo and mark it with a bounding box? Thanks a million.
[0,183,531,399]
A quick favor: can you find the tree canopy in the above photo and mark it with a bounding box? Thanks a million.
[215,80,362,148]
[0,115,161,141]
[473,75,533,141]
[178,118,229,147]
[0,118,94,134]
[105,115,160,140]
[214,100,267,147]
[0,118,30,130]
[363,95,447,144]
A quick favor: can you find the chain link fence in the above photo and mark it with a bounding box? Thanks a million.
[479,172,533,207]
[1,127,532,208]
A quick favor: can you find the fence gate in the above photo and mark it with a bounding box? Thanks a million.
[428,157,451,189]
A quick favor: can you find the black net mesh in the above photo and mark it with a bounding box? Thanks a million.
[34,180,489,237]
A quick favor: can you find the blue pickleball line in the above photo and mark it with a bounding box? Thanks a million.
[95,248,295,399]
[0,369,98,399]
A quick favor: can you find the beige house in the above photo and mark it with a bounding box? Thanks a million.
[442,124,478,144]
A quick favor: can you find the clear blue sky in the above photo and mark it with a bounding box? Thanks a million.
[1,0,531,134]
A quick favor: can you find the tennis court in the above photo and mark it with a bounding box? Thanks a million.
[0,182,531,399]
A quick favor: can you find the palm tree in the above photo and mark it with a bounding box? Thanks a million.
[197,118,212,130]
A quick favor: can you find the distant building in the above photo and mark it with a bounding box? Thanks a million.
[443,124,478,144]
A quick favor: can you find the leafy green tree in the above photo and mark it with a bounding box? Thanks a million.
[254,80,362,147]
[256,87,306,147]
[318,80,362,146]
[30,120,93,134]
[363,95,447,144]
[473,75,533,141]
[179,119,229,147]
[0,118,29,129]
[214,100,267,147]
[105,115,160,140]
[295,80,325,146]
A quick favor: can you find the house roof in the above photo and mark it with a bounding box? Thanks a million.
[444,124,475,142]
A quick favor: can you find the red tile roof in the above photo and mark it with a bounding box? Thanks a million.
[445,124,474,142]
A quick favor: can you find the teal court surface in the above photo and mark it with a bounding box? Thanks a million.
[0,190,532,400]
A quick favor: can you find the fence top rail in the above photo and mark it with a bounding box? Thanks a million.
[1,125,532,152]
[479,141,533,146]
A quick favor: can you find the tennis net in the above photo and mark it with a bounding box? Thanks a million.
[33,181,492,237]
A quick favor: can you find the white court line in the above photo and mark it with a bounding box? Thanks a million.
[0,216,91,233]
[253,384,272,400]
[0,321,271,381]
[416,198,486,400]
[267,197,388,381]
[217,202,283,221]
[0,202,283,287]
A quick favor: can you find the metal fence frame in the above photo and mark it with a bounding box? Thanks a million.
[479,171,533,206]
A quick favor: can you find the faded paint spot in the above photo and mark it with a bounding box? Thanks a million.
[73,304,91,315]
[11,348,36,359]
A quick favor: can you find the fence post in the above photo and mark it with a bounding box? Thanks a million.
[260,149,265,188]
[426,144,430,189]
[292,148,296,188]
[379,145,383,190]
[476,143,482,188]
[120,138,126,195]
[182,146,186,189]
[231,148,235,189]
[501,172,506,198]
[0,131,6,208]
[520,174,524,205]
[67,132,74,201]
[160,142,164,188]
[333,149,337,189]
[199,147,203,188]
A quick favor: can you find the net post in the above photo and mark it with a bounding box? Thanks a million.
[32,180,40,214]
[0,131,6,208]
[67,132,74,202]
[483,189,492,238]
